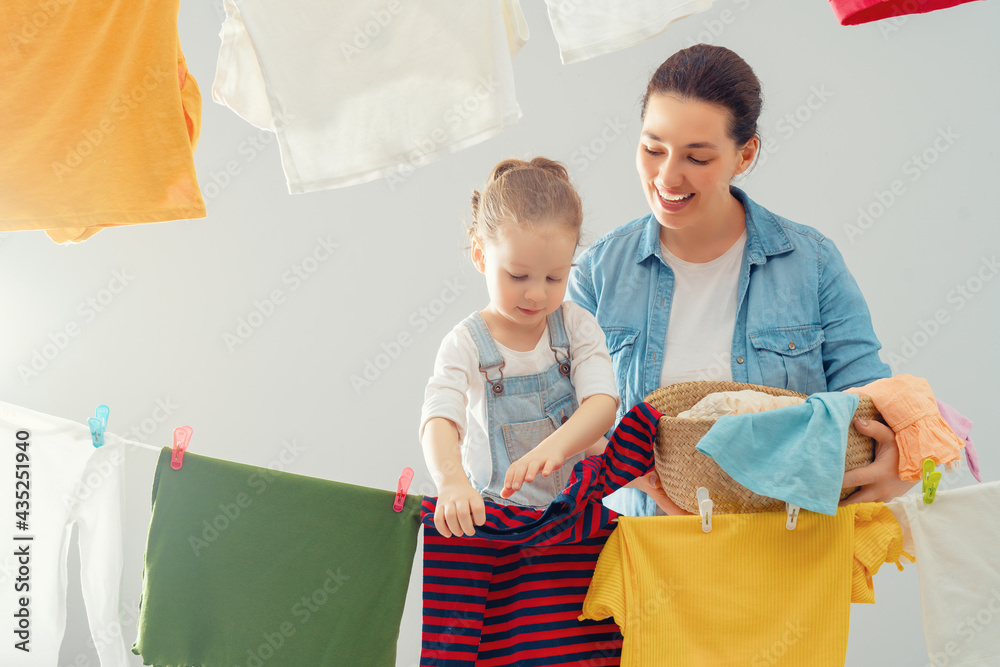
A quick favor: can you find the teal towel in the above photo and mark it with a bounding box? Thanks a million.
[133,448,421,666]
[695,392,860,515]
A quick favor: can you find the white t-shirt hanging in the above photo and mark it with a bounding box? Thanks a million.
[213,0,524,193]
[659,231,746,389]
[543,0,714,64]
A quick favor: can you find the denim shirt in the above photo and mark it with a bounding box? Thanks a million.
[567,187,891,516]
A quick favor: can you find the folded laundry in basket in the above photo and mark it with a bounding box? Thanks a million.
[695,392,860,514]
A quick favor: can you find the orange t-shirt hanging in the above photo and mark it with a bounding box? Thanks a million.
[0,0,206,243]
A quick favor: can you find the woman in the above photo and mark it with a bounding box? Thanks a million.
[567,44,916,516]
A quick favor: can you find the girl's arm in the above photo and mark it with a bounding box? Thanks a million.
[501,393,617,498]
[501,302,620,497]
[419,326,486,537]
[421,417,486,537]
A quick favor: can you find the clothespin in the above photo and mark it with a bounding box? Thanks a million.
[170,426,193,470]
[88,405,110,448]
[393,467,414,512]
[786,503,800,530]
[922,458,941,504]
[696,486,713,533]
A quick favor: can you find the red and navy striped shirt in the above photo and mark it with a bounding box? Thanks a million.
[420,402,662,666]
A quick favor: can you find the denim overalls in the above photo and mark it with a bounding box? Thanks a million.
[462,305,584,507]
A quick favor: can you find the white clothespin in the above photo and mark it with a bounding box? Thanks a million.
[786,503,800,530]
[696,486,713,533]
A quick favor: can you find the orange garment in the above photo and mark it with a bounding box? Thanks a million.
[0,1,206,243]
[581,505,907,666]
[846,374,965,481]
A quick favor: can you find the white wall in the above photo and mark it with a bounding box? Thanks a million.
[1,1,997,665]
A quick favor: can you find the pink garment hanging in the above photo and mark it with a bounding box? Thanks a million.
[936,399,981,482]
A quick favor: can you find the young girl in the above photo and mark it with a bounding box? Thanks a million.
[419,157,619,538]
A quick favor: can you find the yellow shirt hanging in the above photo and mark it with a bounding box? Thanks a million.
[0,0,206,243]
[580,503,908,666]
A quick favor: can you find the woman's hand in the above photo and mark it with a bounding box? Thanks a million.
[840,419,919,505]
[626,471,693,515]
[434,480,486,538]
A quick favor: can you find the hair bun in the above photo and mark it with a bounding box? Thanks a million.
[489,158,529,184]
[470,189,481,218]
[529,157,570,183]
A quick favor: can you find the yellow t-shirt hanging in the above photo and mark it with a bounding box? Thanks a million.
[0,0,206,243]
[580,503,907,666]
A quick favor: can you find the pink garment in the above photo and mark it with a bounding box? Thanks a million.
[845,375,964,482]
[828,0,983,25]
[936,399,981,482]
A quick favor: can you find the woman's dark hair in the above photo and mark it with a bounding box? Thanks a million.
[641,44,762,147]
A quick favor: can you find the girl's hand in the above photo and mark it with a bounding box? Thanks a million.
[434,481,486,538]
[502,439,566,499]
[840,419,919,505]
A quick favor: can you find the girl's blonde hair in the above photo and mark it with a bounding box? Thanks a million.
[468,157,582,245]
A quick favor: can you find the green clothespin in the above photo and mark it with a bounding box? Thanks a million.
[922,458,941,504]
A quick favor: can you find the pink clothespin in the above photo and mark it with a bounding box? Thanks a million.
[170,426,193,470]
[394,467,414,511]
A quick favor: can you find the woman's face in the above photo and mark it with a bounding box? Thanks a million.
[636,93,757,232]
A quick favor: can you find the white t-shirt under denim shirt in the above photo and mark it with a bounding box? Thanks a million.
[420,301,619,495]
[659,231,746,388]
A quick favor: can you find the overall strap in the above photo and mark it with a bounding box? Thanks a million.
[546,304,572,375]
[546,304,571,354]
[461,312,505,370]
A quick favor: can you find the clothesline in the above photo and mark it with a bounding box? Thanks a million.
[114,434,165,454]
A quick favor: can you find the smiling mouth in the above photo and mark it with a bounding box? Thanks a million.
[658,191,694,203]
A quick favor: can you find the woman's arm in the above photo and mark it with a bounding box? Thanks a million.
[567,250,599,316]
[817,238,892,391]
[818,239,918,502]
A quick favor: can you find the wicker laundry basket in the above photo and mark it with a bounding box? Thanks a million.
[644,381,880,514]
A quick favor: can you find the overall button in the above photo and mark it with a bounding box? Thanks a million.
[736,356,744,364]
[561,415,569,424]
[788,341,796,350]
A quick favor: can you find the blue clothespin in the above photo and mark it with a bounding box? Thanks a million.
[922,458,941,504]
[88,405,109,448]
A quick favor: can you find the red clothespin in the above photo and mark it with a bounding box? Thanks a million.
[394,467,414,511]
[170,426,193,470]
